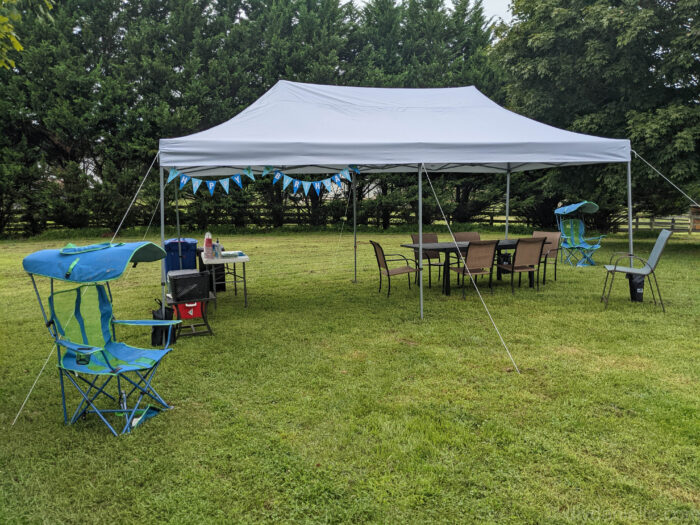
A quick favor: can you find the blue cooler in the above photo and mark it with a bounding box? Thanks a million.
[164,238,198,274]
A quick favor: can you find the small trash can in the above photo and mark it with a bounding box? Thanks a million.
[627,274,645,302]
[164,238,198,274]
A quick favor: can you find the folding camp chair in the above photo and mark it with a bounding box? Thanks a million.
[555,201,605,266]
[23,242,180,435]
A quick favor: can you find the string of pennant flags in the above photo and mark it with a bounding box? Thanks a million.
[167,166,359,196]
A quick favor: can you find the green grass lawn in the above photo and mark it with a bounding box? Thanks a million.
[1,230,699,523]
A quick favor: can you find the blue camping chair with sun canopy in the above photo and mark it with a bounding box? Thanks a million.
[23,242,180,436]
[555,201,606,266]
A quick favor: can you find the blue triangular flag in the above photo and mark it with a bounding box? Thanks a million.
[191,178,203,194]
[232,174,243,189]
[179,174,191,189]
[302,181,312,195]
[322,179,333,193]
[272,171,283,184]
[219,178,230,193]
[313,182,322,195]
[349,165,360,175]
[282,174,293,190]
[292,179,301,194]
[244,167,255,181]
[340,168,352,182]
[332,174,342,187]
[262,166,273,177]
[207,181,217,195]
[167,168,180,184]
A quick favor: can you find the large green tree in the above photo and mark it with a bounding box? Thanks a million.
[496,0,700,228]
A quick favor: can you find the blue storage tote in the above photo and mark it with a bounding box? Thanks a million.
[164,238,198,274]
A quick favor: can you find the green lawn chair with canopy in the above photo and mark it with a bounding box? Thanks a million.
[23,242,180,436]
[555,201,606,266]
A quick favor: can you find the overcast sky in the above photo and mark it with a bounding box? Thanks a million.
[481,0,512,23]
[352,1,513,24]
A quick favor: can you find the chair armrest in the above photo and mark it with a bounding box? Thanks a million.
[608,251,631,264]
[57,339,103,355]
[610,254,651,272]
[385,253,415,266]
[584,235,605,243]
[113,319,181,326]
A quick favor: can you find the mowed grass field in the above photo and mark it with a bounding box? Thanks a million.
[1,230,699,523]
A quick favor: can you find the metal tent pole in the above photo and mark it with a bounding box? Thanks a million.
[418,164,424,320]
[175,182,182,270]
[352,174,357,283]
[505,165,511,239]
[159,166,166,313]
[627,161,634,256]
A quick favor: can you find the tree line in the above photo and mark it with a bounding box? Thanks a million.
[1,0,697,236]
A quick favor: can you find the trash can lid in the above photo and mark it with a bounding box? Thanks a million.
[165,238,198,245]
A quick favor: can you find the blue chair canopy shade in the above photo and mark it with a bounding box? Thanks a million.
[22,242,165,283]
[554,201,600,215]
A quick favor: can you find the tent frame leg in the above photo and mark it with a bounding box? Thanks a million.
[352,174,357,283]
[159,166,166,315]
[418,164,423,320]
[505,166,511,239]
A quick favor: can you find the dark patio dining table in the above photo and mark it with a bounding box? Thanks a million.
[401,239,529,295]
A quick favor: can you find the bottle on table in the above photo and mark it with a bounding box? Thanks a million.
[204,232,213,258]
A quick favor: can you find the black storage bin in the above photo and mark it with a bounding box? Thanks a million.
[168,270,210,301]
[627,274,645,302]
[197,247,226,292]
[164,238,198,274]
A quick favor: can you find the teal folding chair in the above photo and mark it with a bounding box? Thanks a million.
[555,201,606,266]
[23,242,180,435]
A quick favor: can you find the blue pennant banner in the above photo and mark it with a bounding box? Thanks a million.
[262,166,273,177]
[282,174,293,190]
[244,167,255,181]
[191,178,203,194]
[179,174,191,189]
[219,178,230,193]
[349,165,360,175]
[313,182,322,196]
[322,179,333,193]
[232,174,243,189]
[167,169,180,184]
[302,181,312,195]
[340,168,352,182]
[292,179,301,194]
[272,171,283,185]
[332,174,342,187]
[206,181,217,195]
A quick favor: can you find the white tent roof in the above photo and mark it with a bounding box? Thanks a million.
[159,80,630,174]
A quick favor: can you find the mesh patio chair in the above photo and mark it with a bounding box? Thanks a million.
[449,240,498,296]
[532,231,561,284]
[452,231,481,262]
[496,237,546,293]
[411,233,441,288]
[601,229,672,312]
[370,240,418,297]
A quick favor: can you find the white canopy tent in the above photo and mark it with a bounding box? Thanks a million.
[158,80,633,318]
